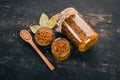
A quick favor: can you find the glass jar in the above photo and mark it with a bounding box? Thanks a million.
[51,37,71,61]
[56,8,98,52]
[35,27,55,46]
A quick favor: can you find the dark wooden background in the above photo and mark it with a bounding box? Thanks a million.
[0,0,120,80]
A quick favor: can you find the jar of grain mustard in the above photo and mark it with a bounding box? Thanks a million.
[56,7,99,52]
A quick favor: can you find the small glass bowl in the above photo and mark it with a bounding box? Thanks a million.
[35,27,55,46]
[51,37,71,61]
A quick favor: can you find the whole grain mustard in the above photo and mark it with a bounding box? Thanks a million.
[56,8,98,52]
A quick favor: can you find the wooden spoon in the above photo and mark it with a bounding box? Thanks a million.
[20,29,55,71]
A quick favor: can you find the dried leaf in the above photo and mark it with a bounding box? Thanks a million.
[47,14,59,29]
[30,25,41,34]
[39,13,49,26]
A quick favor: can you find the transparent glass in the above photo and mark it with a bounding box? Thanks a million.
[57,8,98,52]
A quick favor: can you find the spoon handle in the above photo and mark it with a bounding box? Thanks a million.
[29,40,55,71]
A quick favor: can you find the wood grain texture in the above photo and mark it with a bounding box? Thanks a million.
[0,0,120,80]
[20,30,55,71]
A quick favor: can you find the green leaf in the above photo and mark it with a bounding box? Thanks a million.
[30,25,41,34]
[47,14,58,29]
[39,13,49,26]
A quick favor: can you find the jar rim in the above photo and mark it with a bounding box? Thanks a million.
[56,7,79,32]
